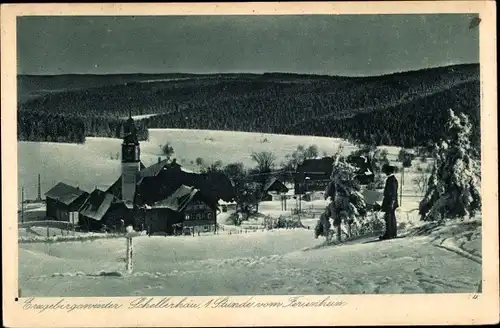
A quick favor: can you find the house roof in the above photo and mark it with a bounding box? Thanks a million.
[151,185,198,212]
[45,182,88,205]
[138,159,170,179]
[79,189,119,221]
[106,159,172,197]
[136,159,182,184]
[295,157,335,177]
[106,160,235,204]
[263,178,289,193]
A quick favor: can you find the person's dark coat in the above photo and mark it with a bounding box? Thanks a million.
[382,174,399,212]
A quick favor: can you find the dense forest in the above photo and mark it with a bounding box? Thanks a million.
[18,64,480,148]
[288,80,481,148]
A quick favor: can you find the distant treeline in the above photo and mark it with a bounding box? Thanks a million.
[18,64,480,148]
[18,112,148,143]
[288,80,481,148]
[18,112,86,143]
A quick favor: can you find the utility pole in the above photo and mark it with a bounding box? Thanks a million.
[37,174,41,201]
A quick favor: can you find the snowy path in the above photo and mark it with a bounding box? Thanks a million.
[19,222,481,297]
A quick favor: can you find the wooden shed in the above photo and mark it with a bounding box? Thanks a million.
[78,189,130,232]
[45,182,89,221]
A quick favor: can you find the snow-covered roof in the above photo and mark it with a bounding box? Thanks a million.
[219,200,237,205]
[263,178,289,193]
[45,182,88,205]
[180,167,195,173]
[79,190,117,221]
[152,185,199,212]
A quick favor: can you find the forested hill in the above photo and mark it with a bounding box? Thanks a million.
[18,64,480,148]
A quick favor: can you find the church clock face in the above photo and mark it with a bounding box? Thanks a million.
[123,144,138,162]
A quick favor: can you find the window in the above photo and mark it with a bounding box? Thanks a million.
[196,213,202,221]
[207,212,213,220]
[185,214,191,220]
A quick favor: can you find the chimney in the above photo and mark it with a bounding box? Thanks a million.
[158,157,161,163]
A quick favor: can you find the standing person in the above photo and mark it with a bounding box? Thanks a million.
[380,164,399,240]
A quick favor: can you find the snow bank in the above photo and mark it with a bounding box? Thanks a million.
[19,232,128,244]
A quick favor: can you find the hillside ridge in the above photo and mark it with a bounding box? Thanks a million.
[17,63,480,148]
[18,63,478,79]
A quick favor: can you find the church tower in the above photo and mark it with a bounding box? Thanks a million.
[121,111,140,209]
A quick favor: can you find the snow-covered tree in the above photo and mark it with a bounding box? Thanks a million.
[160,143,175,160]
[328,149,367,239]
[419,109,481,221]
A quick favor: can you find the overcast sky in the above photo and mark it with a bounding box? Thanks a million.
[17,14,479,76]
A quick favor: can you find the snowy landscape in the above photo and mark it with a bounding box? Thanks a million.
[17,128,482,297]
[15,14,483,298]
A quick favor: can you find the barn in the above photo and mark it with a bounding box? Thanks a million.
[78,188,130,232]
[45,182,89,221]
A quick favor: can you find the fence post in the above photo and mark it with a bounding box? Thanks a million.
[125,236,133,274]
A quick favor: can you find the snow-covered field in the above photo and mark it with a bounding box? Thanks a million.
[18,128,416,201]
[18,130,359,200]
[18,218,481,297]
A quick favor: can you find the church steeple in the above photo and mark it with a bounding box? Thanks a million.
[121,111,141,208]
[122,112,140,162]
[123,109,138,144]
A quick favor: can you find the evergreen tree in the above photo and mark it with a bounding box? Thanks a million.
[327,149,367,240]
[419,109,481,221]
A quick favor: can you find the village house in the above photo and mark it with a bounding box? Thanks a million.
[78,188,130,232]
[44,112,235,235]
[144,184,218,235]
[294,157,335,195]
[294,155,375,196]
[262,177,289,201]
[45,182,89,221]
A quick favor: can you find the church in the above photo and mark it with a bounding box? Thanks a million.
[45,113,235,235]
